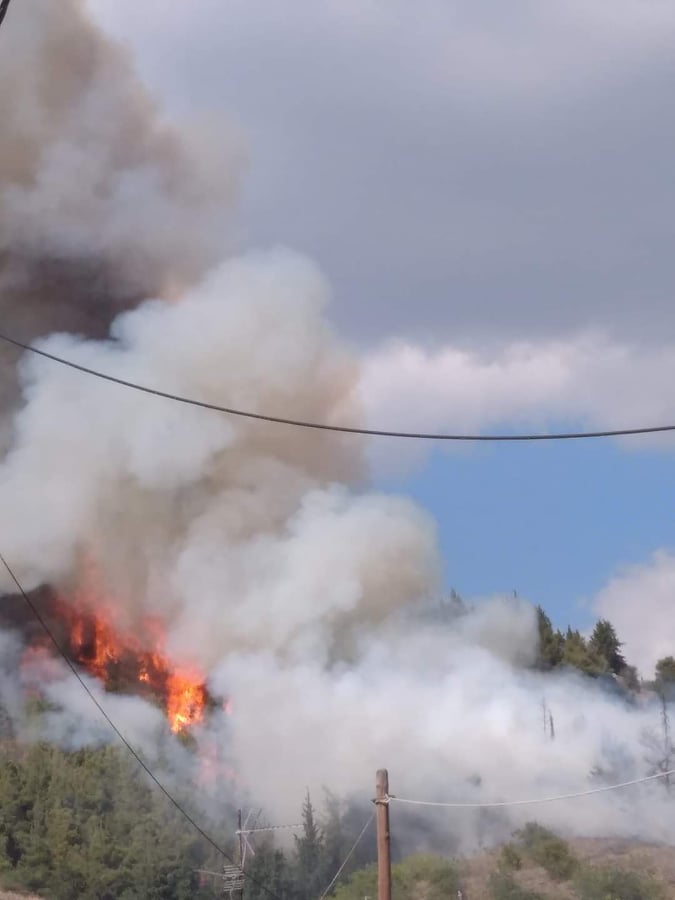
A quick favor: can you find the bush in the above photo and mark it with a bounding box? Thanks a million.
[516,822,578,880]
[575,865,664,900]
[488,872,546,900]
[334,853,459,900]
[499,842,523,871]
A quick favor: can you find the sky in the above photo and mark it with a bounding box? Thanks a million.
[85,0,675,660]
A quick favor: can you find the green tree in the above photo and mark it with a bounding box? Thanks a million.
[535,607,564,670]
[0,743,219,900]
[588,619,626,675]
[561,629,605,676]
[244,840,294,900]
[320,790,345,889]
[293,791,325,900]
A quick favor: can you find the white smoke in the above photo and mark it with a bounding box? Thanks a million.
[0,250,672,849]
[1,0,674,856]
[593,550,675,677]
[208,598,674,849]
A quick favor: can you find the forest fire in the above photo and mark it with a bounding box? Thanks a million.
[35,586,210,734]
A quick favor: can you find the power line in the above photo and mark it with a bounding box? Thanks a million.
[389,768,675,810]
[0,0,12,29]
[2,331,675,443]
[318,812,374,900]
[0,550,284,900]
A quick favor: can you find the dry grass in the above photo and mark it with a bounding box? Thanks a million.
[458,837,675,899]
[0,891,43,900]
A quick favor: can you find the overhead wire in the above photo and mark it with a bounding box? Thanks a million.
[388,768,675,809]
[317,812,375,900]
[0,0,12,29]
[2,331,675,442]
[0,550,285,900]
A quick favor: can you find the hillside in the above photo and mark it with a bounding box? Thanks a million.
[460,837,675,899]
[4,828,675,899]
[332,827,675,899]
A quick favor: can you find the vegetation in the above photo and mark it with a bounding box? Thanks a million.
[488,871,546,900]
[574,866,664,900]
[655,655,675,688]
[244,791,374,900]
[2,599,675,898]
[535,609,629,679]
[498,842,523,871]
[0,743,220,900]
[588,620,626,675]
[332,854,459,900]
[516,822,578,880]
[0,746,671,900]
[531,602,675,697]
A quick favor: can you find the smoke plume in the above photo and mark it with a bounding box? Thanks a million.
[0,0,242,422]
[1,0,673,857]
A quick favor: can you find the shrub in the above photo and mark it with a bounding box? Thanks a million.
[499,842,523,871]
[334,854,459,900]
[575,865,664,900]
[516,822,578,880]
[488,872,546,900]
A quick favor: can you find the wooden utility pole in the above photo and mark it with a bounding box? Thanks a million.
[375,769,392,900]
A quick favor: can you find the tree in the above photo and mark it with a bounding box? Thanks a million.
[535,607,564,670]
[561,629,605,676]
[588,620,626,675]
[320,790,345,888]
[243,840,293,900]
[0,743,219,900]
[293,791,325,899]
[655,656,675,687]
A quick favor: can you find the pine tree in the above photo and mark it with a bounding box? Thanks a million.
[294,791,325,899]
[561,628,605,676]
[320,790,345,889]
[588,619,626,675]
[535,607,564,670]
[244,840,293,900]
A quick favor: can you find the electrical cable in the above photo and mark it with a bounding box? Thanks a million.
[317,812,375,900]
[0,550,284,900]
[0,0,12,29]
[389,768,675,809]
[2,331,675,442]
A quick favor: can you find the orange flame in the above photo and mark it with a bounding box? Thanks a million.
[45,579,208,733]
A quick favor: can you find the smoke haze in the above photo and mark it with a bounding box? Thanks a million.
[0,0,673,857]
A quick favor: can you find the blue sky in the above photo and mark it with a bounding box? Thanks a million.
[381,438,675,631]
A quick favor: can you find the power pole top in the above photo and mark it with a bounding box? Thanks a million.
[375,769,392,900]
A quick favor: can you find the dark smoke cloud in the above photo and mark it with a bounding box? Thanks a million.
[0,0,242,419]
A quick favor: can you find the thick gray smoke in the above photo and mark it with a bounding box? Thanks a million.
[1,250,672,852]
[0,0,241,422]
[0,0,673,857]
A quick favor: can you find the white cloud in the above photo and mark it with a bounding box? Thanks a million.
[361,334,675,437]
[594,551,675,677]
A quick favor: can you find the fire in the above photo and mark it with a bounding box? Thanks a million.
[38,578,209,733]
[166,669,208,733]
